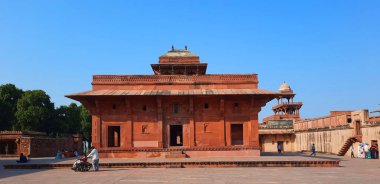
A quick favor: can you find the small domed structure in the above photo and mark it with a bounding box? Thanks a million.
[279,82,293,93]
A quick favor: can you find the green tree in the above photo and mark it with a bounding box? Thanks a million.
[14,90,55,132]
[0,84,23,130]
[55,103,82,135]
[79,105,92,142]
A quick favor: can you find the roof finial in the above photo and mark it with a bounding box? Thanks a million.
[171,45,174,51]
[185,45,188,50]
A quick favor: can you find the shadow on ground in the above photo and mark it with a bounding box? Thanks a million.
[261,152,343,161]
[0,157,76,179]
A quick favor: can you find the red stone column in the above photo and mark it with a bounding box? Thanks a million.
[91,115,101,148]
[250,117,259,147]
[156,96,164,148]
[101,119,107,148]
[249,96,260,147]
[94,99,105,148]
[220,97,226,146]
[125,98,133,148]
[189,96,195,147]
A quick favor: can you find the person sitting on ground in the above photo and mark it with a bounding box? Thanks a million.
[55,150,63,159]
[16,153,28,163]
[62,149,67,158]
[74,149,79,157]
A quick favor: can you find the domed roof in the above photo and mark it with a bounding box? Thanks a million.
[279,82,293,93]
[160,46,199,58]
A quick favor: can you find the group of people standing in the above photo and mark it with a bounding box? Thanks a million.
[351,143,379,159]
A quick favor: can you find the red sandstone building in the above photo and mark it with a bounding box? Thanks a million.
[66,47,287,158]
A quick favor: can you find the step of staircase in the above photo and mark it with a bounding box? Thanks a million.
[337,137,358,156]
[165,151,187,158]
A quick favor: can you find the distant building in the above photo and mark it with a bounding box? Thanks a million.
[260,82,302,152]
[0,131,82,157]
[259,88,380,156]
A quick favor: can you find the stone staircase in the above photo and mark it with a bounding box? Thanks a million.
[337,136,361,156]
[165,151,187,158]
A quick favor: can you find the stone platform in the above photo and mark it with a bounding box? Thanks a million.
[98,147,261,158]
[2,153,340,169]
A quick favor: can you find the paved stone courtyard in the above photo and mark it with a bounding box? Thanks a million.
[1,153,379,184]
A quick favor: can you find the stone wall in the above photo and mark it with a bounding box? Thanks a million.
[92,95,262,152]
[18,136,82,157]
[294,128,354,155]
[292,125,380,157]
[290,110,379,157]
[361,126,380,146]
[31,136,82,157]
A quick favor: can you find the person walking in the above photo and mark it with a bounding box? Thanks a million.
[310,143,316,157]
[87,146,99,171]
[277,143,282,154]
[350,145,355,158]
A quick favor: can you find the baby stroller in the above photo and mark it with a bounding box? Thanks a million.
[72,156,92,172]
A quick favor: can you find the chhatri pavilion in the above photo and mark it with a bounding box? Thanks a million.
[66,47,290,158]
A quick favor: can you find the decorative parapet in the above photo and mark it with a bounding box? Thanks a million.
[294,125,351,133]
[263,115,300,123]
[259,125,294,129]
[92,74,258,85]
[294,113,350,131]
[0,131,46,136]
[272,102,303,110]
[362,120,380,127]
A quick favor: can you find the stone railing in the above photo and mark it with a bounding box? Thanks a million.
[294,124,351,132]
[0,131,46,136]
[272,102,303,109]
[363,120,380,127]
[0,131,23,135]
[259,125,294,129]
[92,74,258,85]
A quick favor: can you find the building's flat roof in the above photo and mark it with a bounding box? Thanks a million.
[66,88,277,98]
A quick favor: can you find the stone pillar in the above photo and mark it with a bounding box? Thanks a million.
[249,96,260,147]
[124,98,133,148]
[94,99,103,148]
[156,96,164,148]
[91,115,101,148]
[220,96,226,146]
[114,131,119,147]
[101,118,107,148]
[189,96,195,147]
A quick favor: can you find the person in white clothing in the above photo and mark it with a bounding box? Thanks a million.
[364,144,370,159]
[357,145,362,158]
[87,146,99,171]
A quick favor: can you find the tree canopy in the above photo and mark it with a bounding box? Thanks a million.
[0,84,91,141]
[14,90,55,132]
[0,84,23,130]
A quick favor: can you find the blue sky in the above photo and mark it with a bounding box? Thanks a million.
[1,0,379,121]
